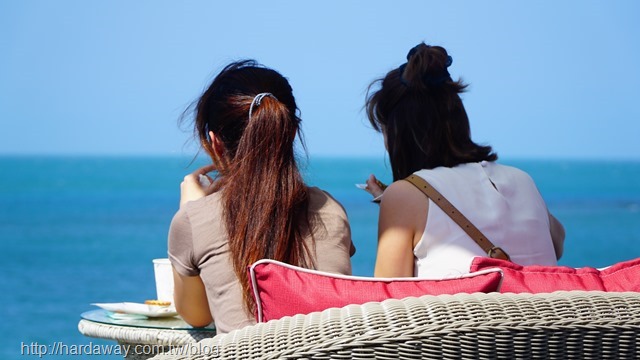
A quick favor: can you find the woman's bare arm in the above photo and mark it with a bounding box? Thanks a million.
[374,181,427,277]
[172,268,213,328]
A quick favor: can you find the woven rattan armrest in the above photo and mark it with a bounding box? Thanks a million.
[150,291,640,360]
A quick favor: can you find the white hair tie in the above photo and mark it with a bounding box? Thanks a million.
[249,93,278,120]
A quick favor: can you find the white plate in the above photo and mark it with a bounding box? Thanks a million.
[92,302,178,318]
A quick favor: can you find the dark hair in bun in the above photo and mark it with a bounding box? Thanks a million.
[366,42,497,181]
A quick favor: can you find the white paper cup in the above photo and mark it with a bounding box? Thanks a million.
[152,258,174,302]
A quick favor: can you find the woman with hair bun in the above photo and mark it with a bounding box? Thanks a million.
[169,60,355,333]
[364,43,564,278]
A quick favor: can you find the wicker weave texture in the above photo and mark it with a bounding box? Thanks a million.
[149,291,640,360]
[78,319,214,346]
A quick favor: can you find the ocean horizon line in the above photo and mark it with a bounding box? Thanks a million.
[1,153,640,163]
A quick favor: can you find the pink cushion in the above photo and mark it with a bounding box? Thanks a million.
[470,257,640,293]
[249,259,503,322]
[599,257,640,292]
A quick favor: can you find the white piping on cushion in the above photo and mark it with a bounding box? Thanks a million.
[248,258,504,323]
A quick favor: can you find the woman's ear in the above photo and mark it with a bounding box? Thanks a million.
[209,131,225,158]
[207,130,228,171]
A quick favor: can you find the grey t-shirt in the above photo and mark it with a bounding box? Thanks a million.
[168,187,355,334]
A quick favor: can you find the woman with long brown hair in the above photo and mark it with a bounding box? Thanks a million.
[363,43,564,278]
[168,60,355,332]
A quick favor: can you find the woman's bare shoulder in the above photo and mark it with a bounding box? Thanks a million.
[381,179,425,205]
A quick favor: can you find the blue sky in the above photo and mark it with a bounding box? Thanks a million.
[1,1,639,159]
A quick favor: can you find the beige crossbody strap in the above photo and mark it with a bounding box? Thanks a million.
[404,174,511,261]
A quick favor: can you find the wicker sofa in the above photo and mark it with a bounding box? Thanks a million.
[149,290,640,359]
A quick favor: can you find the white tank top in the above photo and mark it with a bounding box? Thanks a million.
[413,161,557,278]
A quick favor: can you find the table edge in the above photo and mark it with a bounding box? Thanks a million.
[78,319,216,346]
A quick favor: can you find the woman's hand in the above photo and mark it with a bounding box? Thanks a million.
[180,164,216,207]
[365,174,387,202]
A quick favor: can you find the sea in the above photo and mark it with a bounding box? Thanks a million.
[1,156,639,359]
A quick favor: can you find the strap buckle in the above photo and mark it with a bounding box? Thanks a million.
[488,247,510,261]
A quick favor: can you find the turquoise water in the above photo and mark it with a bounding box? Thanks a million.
[1,156,640,359]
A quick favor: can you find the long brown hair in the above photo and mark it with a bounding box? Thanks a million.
[191,60,313,313]
[366,43,497,181]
